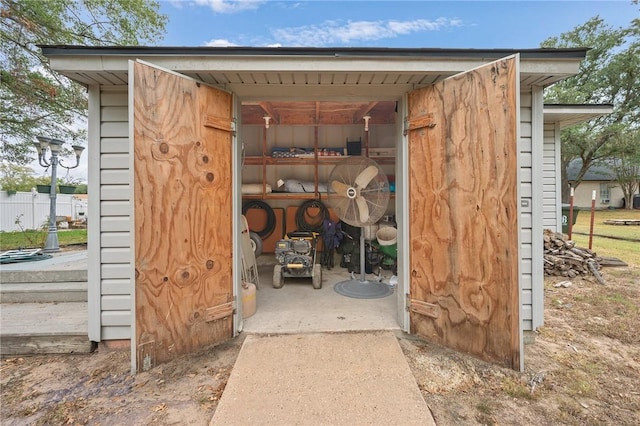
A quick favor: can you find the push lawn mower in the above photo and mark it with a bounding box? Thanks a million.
[273,231,322,289]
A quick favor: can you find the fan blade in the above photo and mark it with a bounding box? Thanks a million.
[355,196,370,223]
[331,180,351,197]
[354,165,378,189]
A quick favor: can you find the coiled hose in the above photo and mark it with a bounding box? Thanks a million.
[242,200,276,238]
[295,199,329,233]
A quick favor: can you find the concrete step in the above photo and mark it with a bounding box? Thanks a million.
[0,302,94,355]
[0,281,88,303]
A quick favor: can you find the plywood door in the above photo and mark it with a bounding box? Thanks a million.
[408,56,521,369]
[132,61,234,372]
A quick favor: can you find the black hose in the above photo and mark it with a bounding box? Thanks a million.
[296,199,329,233]
[242,200,276,238]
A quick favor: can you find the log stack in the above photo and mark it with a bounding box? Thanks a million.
[543,229,605,284]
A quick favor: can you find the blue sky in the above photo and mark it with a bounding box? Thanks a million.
[159,0,638,48]
[50,0,638,181]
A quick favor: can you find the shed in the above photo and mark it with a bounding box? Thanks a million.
[42,46,592,372]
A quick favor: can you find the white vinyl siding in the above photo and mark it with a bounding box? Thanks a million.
[98,86,132,341]
[529,87,545,330]
[543,122,560,231]
[519,88,537,332]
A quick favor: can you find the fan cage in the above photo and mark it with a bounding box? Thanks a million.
[326,156,390,227]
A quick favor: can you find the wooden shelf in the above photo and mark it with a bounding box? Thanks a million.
[242,193,396,201]
[242,193,318,200]
[244,155,395,166]
[243,124,395,200]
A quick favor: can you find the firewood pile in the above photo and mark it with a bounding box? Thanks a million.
[543,229,605,284]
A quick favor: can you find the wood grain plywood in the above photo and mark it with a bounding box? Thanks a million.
[133,61,233,372]
[408,57,520,369]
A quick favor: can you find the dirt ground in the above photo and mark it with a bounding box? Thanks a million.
[1,266,638,425]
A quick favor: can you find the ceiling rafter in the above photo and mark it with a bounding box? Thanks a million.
[259,102,280,124]
[352,102,379,124]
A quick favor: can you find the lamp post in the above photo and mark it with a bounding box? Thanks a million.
[34,137,85,252]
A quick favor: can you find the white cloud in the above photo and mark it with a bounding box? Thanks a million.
[204,38,239,47]
[271,18,463,46]
[194,0,264,14]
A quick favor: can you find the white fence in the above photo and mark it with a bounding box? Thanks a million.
[0,190,88,231]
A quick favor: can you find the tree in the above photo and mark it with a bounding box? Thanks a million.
[611,130,640,209]
[74,183,88,194]
[0,162,48,192]
[1,0,167,164]
[541,14,639,202]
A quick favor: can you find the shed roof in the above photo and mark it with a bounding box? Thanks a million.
[41,45,588,98]
[543,104,613,129]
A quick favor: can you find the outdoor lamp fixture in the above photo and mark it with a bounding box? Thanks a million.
[263,116,271,129]
[363,115,371,132]
[34,136,85,252]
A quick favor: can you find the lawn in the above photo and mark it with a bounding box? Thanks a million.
[568,208,640,267]
[0,229,87,251]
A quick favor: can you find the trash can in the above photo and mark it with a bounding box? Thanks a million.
[561,204,579,234]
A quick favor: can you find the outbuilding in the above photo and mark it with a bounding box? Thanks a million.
[41,46,604,372]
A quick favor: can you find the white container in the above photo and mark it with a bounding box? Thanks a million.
[376,227,397,246]
[242,282,257,319]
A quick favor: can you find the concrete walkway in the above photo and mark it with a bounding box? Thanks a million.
[211,331,436,425]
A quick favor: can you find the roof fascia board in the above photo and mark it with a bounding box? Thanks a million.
[47,54,582,76]
[543,105,614,114]
[543,105,614,128]
[40,45,589,58]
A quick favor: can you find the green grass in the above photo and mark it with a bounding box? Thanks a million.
[568,209,640,267]
[0,229,87,251]
[571,209,640,240]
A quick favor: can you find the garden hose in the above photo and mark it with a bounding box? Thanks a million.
[242,200,276,238]
[296,199,329,233]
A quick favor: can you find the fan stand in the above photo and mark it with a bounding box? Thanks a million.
[333,231,393,299]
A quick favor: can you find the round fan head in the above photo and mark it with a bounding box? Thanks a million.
[327,156,390,227]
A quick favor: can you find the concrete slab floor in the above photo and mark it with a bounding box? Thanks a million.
[0,249,88,272]
[242,256,401,334]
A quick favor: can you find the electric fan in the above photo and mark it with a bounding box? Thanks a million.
[327,156,393,299]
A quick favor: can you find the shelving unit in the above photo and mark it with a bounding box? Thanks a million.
[242,157,396,200]
[242,156,396,200]
[240,101,397,201]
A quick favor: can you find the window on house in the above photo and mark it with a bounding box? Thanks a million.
[600,183,610,203]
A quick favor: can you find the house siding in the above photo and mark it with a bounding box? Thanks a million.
[572,182,627,209]
[543,122,561,231]
[530,87,545,330]
[519,89,534,331]
[98,86,132,341]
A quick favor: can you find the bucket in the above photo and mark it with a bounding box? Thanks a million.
[242,281,257,319]
[376,227,397,246]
